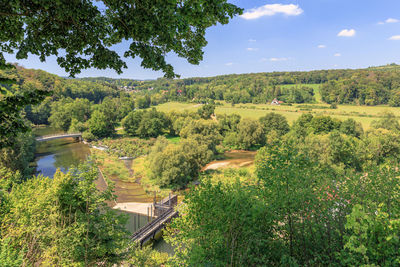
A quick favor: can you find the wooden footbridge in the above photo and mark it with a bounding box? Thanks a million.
[132,195,179,246]
[35,133,82,142]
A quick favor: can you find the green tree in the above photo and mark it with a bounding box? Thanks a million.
[339,204,400,266]
[87,109,115,138]
[122,110,144,136]
[218,113,241,134]
[340,118,363,138]
[290,113,313,139]
[259,112,290,136]
[197,103,215,119]
[309,115,341,134]
[166,180,276,266]
[228,119,264,149]
[0,1,242,78]
[256,142,343,265]
[148,139,212,188]
[25,96,52,125]
[1,164,130,266]
[180,119,222,154]
[363,128,400,165]
[371,111,400,132]
[136,108,170,138]
[49,98,91,132]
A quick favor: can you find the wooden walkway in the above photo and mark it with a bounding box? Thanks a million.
[36,133,82,142]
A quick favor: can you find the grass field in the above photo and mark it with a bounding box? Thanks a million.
[155,101,400,129]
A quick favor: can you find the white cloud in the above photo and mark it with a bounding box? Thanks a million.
[318,44,326,48]
[337,29,356,37]
[334,53,341,57]
[386,18,399,23]
[378,18,399,25]
[389,35,400,40]
[241,4,303,20]
[248,39,257,42]
[270,57,288,62]
[225,62,233,66]
[247,47,259,51]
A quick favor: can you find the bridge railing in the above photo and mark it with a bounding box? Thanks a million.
[131,207,176,241]
[36,133,82,139]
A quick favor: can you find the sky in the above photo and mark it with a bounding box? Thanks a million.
[4,0,400,80]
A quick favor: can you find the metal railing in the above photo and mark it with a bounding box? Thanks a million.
[36,133,82,140]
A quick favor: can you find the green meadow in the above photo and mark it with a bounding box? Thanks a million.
[155,101,400,129]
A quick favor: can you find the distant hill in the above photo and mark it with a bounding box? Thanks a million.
[3,63,400,107]
[368,63,400,71]
[0,65,120,103]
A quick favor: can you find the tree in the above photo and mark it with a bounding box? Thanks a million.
[122,110,144,136]
[340,118,363,138]
[180,119,222,154]
[165,181,276,266]
[0,164,130,266]
[148,139,212,188]
[0,1,242,78]
[0,0,242,148]
[197,103,215,119]
[255,142,343,265]
[290,113,313,139]
[371,111,400,132]
[122,109,169,138]
[49,98,91,132]
[259,112,290,136]
[87,110,115,138]
[218,113,241,134]
[25,96,52,125]
[228,119,264,150]
[310,115,341,134]
[136,108,170,138]
[0,75,48,148]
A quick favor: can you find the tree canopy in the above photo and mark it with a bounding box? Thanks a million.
[0,0,242,78]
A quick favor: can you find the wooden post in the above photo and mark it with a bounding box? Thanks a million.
[150,204,153,221]
[147,206,149,222]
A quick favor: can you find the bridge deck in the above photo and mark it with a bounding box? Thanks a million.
[132,207,178,245]
[36,133,82,142]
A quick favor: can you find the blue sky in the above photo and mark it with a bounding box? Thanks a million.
[5,0,400,79]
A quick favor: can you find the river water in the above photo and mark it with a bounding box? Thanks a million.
[34,127,91,177]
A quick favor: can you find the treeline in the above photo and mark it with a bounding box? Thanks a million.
[144,64,400,105]
[85,63,400,106]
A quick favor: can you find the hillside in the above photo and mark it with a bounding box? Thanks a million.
[3,63,400,108]
[77,64,400,106]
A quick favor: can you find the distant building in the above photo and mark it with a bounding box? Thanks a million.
[271,98,284,105]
